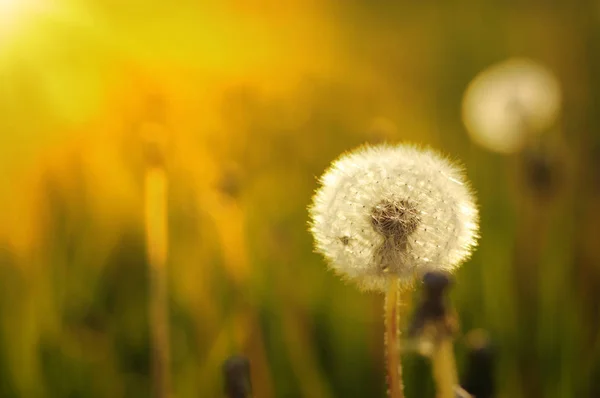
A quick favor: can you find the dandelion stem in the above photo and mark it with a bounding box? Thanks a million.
[385,278,405,398]
[145,165,171,398]
[431,337,458,398]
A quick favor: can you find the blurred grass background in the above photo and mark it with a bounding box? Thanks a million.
[1,1,599,397]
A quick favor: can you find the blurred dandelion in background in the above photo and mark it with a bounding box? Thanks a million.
[462,58,562,154]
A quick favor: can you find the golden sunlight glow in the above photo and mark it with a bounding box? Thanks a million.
[0,0,30,38]
[0,0,62,45]
[0,0,20,14]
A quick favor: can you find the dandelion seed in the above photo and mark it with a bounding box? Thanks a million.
[309,143,479,292]
[462,58,561,154]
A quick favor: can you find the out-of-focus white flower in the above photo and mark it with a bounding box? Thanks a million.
[309,144,479,292]
[462,58,561,154]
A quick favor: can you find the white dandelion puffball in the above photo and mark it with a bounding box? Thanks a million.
[462,58,561,154]
[309,144,479,292]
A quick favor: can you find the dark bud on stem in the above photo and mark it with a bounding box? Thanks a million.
[521,146,559,198]
[222,355,252,398]
[408,271,455,338]
[143,139,166,168]
[218,166,243,200]
[423,271,452,299]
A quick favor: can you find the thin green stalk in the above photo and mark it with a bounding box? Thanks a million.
[145,150,171,398]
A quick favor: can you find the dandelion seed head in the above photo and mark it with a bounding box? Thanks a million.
[462,58,561,154]
[309,143,479,292]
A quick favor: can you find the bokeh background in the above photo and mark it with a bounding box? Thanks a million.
[1,1,599,397]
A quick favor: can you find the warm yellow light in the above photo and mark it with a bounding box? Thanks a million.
[0,0,54,43]
[0,0,18,12]
[0,0,30,38]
